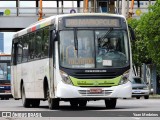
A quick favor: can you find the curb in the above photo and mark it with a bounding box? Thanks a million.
[149,95,160,99]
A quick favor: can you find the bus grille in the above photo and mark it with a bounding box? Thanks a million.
[78,90,112,96]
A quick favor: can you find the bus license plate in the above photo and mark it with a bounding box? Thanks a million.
[89,88,102,93]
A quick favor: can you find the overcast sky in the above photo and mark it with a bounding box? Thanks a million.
[3,32,14,54]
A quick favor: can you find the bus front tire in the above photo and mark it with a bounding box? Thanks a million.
[79,100,87,107]
[105,98,117,109]
[70,100,78,108]
[21,85,31,108]
[48,98,59,110]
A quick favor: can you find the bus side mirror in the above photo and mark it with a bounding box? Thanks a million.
[128,25,136,41]
[52,30,57,41]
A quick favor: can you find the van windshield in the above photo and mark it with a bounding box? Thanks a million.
[132,78,144,84]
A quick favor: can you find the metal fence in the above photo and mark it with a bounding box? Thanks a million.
[0,7,101,17]
[0,7,149,18]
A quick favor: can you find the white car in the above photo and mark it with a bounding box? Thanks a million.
[131,76,150,99]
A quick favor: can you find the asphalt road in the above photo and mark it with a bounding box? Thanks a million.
[0,98,160,120]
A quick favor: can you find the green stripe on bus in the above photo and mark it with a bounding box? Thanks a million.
[69,76,121,86]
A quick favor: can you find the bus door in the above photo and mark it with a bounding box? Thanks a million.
[11,42,19,98]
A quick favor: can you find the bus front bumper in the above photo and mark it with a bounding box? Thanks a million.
[56,81,132,99]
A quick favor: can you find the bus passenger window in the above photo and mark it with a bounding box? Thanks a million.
[22,35,29,62]
[28,33,35,60]
[35,30,43,58]
[42,27,49,57]
[17,38,23,63]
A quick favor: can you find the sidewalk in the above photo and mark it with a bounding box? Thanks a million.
[149,94,160,99]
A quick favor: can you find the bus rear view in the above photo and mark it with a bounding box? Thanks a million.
[0,54,12,100]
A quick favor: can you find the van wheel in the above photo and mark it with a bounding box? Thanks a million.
[21,85,31,107]
[136,97,140,99]
[144,95,149,99]
[105,98,117,109]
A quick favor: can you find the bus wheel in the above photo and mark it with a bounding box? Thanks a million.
[79,100,87,107]
[5,98,9,100]
[31,99,40,107]
[105,98,117,109]
[48,98,59,110]
[21,85,31,108]
[1,97,4,100]
[70,100,78,108]
[47,89,59,109]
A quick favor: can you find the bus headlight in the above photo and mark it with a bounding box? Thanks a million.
[60,71,72,85]
[119,70,130,85]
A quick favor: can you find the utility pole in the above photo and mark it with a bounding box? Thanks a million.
[38,0,43,21]
[84,0,89,13]
[126,0,129,17]
[122,0,126,17]
[128,0,134,18]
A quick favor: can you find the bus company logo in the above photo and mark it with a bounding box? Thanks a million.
[94,81,99,86]
[2,112,11,117]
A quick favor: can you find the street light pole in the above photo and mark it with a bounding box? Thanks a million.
[38,0,43,21]
[122,0,126,17]
[84,0,88,13]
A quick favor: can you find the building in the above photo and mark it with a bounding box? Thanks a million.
[0,33,4,52]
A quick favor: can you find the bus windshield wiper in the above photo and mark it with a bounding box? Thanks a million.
[98,28,113,41]
[74,29,78,50]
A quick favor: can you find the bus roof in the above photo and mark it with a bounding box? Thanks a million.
[13,13,126,38]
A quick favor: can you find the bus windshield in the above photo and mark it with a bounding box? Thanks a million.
[0,63,10,80]
[60,29,129,69]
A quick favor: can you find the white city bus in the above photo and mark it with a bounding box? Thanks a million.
[11,13,135,109]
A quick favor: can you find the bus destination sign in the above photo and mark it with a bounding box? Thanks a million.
[65,18,120,28]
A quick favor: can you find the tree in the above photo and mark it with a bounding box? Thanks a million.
[128,0,160,73]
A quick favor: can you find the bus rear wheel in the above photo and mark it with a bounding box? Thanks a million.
[105,98,117,109]
[30,99,40,107]
[21,85,31,108]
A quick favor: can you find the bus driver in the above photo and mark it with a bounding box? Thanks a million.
[103,37,127,67]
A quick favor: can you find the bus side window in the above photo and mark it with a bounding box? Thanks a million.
[42,27,49,57]
[11,42,15,65]
[28,33,35,60]
[17,37,23,64]
[22,35,29,62]
[35,30,43,58]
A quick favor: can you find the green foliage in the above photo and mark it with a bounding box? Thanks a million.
[128,0,160,73]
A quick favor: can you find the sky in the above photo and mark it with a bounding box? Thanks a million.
[3,32,14,54]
